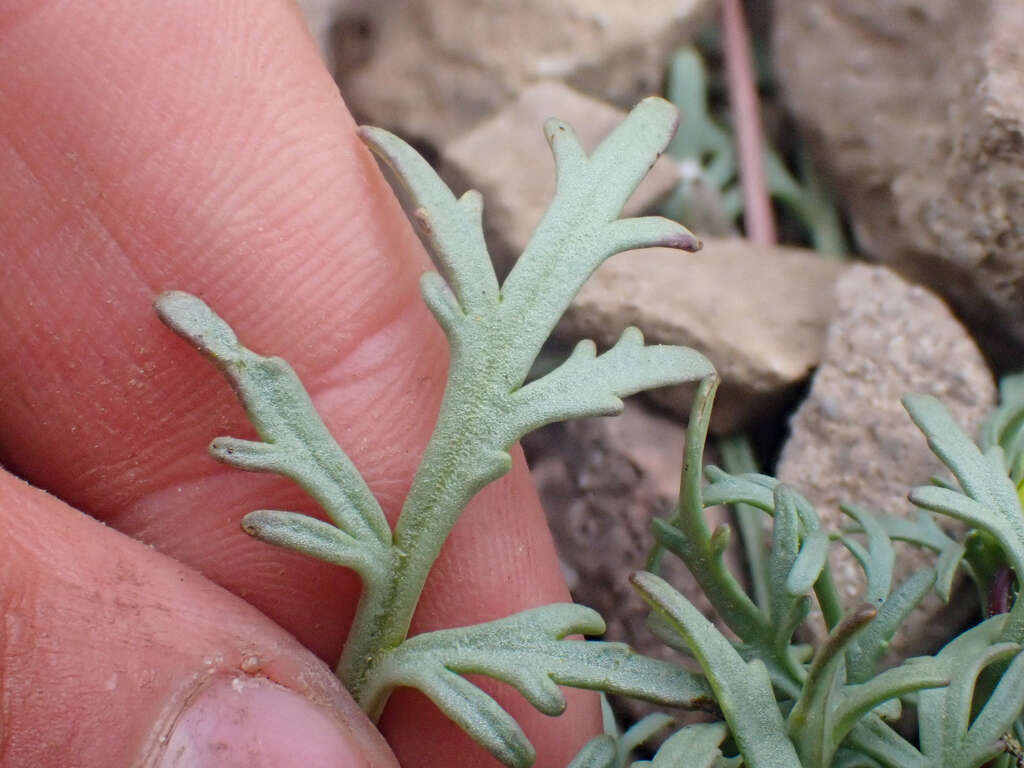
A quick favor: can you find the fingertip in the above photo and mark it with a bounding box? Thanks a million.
[152,676,393,768]
[0,470,398,768]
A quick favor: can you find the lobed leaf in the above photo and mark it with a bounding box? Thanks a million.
[663,48,736,189]
[652,376,772,648]
[980,372,1024,471]
[918,615,1024,767]
[905,396,1024,574]
[631,571,801,768]
[831,657,947,749]
[240,510,386,583]
[155,292,390,550]
[506,327,713,441]
[858,510,965,602]
[904,395,1013,507]
[787,605,879,766]
[951,648,1024,766]
[838,505,895,607]
[363,603,714,765]
[768,485,813,657]
[845,568,937,684]
[342,97,714,705]
[358,126,499,317]
[497,97,700,380]
[701,464,843,636]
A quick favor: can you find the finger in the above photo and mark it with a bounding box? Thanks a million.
[0,0,600,764]
[0,468,398,768]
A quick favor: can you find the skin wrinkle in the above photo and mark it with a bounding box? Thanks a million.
[0,3,428,388]
[0,1,600,764]
[16,240,438,663]
[0,137,76,265]
[0,203,430,519]
[0,471,398,767]
[133,284,443,518]
[122,471,362,663]
[112,295,448,660]
[0,0,58,38]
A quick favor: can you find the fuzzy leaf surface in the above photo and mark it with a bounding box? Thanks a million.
[341,96,712,702]
[845,568,937,684]
[856,510,965,602]
[646,722,729,768]
[364,603,713,766]
[845,713,927,768]
[905,395,1024,641]
[631,571,800,768]
[918,615,1024,767]
[905,395,1024,574]
[567,736,617,768]
[507,328,713,439]
[154,291,391,560]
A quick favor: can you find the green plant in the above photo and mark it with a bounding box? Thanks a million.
[157,95,1024,767]
[156,97,718,767]
[660,46,848,256]
[615,376,1024,768]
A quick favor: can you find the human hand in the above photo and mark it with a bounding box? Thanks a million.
[0,1,600,765]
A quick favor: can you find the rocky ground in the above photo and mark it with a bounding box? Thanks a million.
[298,0,1021,723]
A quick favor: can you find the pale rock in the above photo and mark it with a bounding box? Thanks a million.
[439,81,682,274]
[556,239,845,433]
[773,0,1024,363]
[337,0,713,148]
[525,400,737,720]
[777,264,995,657]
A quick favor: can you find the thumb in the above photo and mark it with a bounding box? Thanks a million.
[0,470,398,768]
[155,677,382,768]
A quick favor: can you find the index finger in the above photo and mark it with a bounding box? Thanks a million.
[0,0,598,765]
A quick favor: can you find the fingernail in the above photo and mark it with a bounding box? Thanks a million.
[157,676,367,768]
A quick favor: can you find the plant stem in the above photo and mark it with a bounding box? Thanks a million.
[990,565,1016,616]
[719,434,772,614]
[337,354,512,704]
[721,0,776,244]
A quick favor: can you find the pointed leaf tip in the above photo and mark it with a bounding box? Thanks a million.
[664,230,702,252]
[155,291,240,363]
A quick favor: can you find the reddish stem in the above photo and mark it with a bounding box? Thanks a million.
[721,0,777,244]
[989,565,1015,616]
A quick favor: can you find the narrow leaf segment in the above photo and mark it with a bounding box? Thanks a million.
[156,97,710,768]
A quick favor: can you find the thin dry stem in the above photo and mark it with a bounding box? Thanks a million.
[721,0,777,244]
